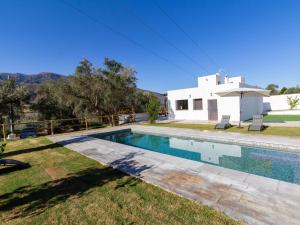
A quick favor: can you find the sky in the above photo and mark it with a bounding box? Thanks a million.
[0,0,299,93]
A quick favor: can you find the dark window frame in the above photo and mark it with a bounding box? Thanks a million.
[176,99,189,110]
[193,98,203,110]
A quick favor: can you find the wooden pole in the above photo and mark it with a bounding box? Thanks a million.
[50,120,54,135]
[2,124,6,142]
[85,117,88,130]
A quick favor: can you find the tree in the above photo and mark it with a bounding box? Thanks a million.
[279,87,288,95]
[0,78,29,133]
[67,59,106,119]
[266,84,279,95]
[58,58,138,126]
[129,90,150,114]
[146,95,160,123]
[31,79,74,120]
[32,58,143,127]
[287,96,299,110]
[285,85,300,94]
[101,58,137,125]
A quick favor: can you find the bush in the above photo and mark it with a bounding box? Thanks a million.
[287,96,300,110]
[146,95,160,123]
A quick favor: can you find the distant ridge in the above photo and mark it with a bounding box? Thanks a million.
[0,72,165,97]
[0,72,65,85]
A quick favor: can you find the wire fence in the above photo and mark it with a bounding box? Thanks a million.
[0,113,151,141]
[0,116,113,141]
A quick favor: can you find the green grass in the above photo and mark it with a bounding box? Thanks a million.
[144,122,300,137]
[0,137,240,225]
[263,114,300,122]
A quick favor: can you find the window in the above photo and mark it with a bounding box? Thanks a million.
[193,98,203,110]
[176,100,188,110]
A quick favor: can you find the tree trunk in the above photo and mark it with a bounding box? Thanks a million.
[108,114,114,127]
[111,114,115,126]
[9,103,15,134]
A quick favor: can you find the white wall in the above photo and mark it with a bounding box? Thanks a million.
[168,74,264,122]
[198,74,221,87]
[263,94,300,111]
[168,84,242,122]
[241,96,263,121]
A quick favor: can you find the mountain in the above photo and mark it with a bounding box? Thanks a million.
[0,73,165,101]
[0,72,65,85]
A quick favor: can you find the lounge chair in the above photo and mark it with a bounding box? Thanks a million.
[215,115,231,129]
[248,115,265,131]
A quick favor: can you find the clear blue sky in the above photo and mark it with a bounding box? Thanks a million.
[0,0,299,93]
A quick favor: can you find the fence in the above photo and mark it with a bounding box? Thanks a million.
[1,113,151,141]
[0,116,112,141]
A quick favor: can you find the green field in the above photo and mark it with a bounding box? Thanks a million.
[0,137,240,225]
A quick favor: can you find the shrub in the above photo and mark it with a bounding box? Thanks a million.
[287,96,300,110]
[146,95,160,123]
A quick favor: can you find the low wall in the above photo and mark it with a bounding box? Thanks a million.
[263,93,300,111]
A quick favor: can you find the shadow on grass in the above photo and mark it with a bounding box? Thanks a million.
[0,152,153,220]
[0,165,29,176]
[2,143,61,158]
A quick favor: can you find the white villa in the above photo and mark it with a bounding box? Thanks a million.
[167,73,264,122]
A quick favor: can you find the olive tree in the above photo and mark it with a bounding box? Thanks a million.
[0,78,29,133]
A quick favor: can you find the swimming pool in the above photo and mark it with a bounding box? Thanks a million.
[92,129,300,184]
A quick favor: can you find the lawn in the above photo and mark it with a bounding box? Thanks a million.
[263,114,300,122]
[0,137,240,225]
[145,122,300,137]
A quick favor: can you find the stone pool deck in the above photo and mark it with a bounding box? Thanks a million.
[48,125,300,225]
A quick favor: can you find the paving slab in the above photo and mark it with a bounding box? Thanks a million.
[49,125,300,225]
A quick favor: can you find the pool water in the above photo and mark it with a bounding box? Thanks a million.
[93,130,300,184]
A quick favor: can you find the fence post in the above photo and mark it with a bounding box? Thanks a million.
[50,120,54,135]
[2,124,6,142]
[85,117,88,130]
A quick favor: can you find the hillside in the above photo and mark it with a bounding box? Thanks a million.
[0,72,65,85]
[0,73,165,98]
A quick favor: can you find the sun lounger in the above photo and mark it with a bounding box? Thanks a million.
[215,115,231,129]
[248,115,265,131]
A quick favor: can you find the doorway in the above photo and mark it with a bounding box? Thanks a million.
[208,99,218,120]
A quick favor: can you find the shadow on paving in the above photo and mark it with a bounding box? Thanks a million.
[1,143,61,158]
[0,152,153,220]
[109,152,153,177]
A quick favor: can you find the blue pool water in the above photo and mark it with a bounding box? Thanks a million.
[92,130,300,184]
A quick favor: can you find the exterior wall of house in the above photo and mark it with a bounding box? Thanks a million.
[241,96,263,121]
[263,93,300,111]
[168,74,264,122]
